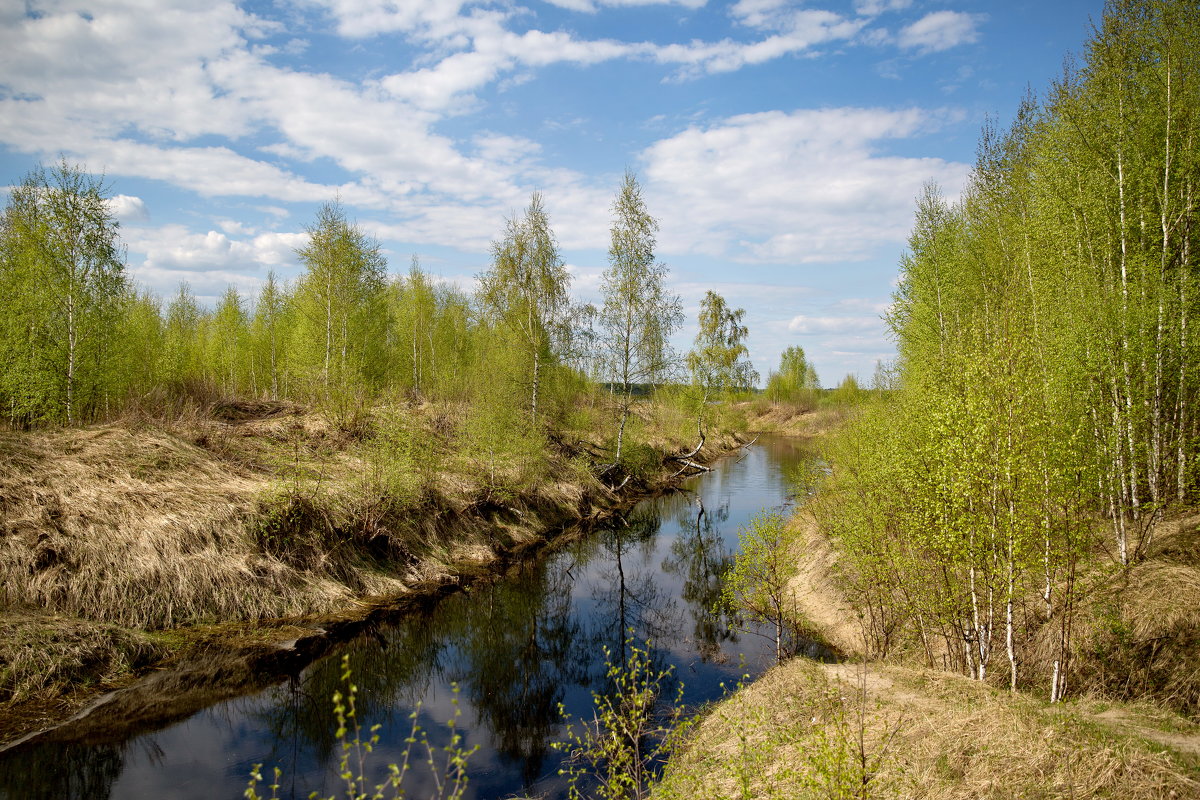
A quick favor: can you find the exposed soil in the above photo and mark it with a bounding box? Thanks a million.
[783,511,866,657]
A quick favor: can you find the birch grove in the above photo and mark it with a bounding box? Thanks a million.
[815,0,1199,700]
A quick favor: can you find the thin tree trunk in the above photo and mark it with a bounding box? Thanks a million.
[66,288,76,425]
[531,349,540,425]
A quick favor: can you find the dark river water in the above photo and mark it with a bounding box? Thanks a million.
[0,436,826,800]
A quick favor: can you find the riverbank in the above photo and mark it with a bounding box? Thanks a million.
[656,406,1200,799]
[0,396,746,745]
[655,658,1200,799]
[653,513,1200,799]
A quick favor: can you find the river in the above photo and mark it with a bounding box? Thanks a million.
[0,436,829,799]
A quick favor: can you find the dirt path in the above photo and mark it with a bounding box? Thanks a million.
[1093,707,1200,757]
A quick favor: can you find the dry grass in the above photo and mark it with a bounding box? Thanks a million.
[0,403,605,633]
[1023,513,1200,717]
[0,612,168,704]
[783,511,867,657]
[655,660,1200,800]
[738,401,850,438]
[0,423,360,630]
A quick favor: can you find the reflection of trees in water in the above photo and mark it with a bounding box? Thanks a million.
[0,438,821,800]
[661,497,739,662]
[242,555,591,796]
[587,510,682,670]
[443,556,588,788]
[0,741,123,800]
[249,615,446,772]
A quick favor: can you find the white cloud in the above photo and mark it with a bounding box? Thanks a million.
[474,134,541,164]
[0,0,263,143]
[853,0,911,16]
[544,0,707,12]
[898,11,983,54]
[653,7,865,76]
[217,219,254,236]
[303,0,481,39]
[123,224,308,297]
[0,0,975,292]
[380,28,637,112]
[831,297,891,314]
[641,107,970,262]
[107,194,149,222]
[787,314,882,334]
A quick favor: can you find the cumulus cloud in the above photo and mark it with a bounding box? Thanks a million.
[544,0,707,12]
[898,11,983,54]
[787,314,883,334]
[831,297,892,314]
[302,0,481,39]
[0,0,980,288]
[380,29,636,112]
[853,0,912,16]
[641,107,970,262]
[107,194,149,222]
[0,0,262,143]
[123,224,307,297]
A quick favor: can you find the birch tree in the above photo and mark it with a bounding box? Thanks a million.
[252,271,289,399]
[292,200,388,407]
[600,171,682,465]
[0,160,127,424]
[478,193,571,424]
[685,290,756,440]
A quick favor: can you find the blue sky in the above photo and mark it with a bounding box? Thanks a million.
[0,0,1103,386]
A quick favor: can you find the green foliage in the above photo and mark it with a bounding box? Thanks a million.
[208,285,250,396]
[721,510,801,664]
[813,0,1200,698]
[478,192,572,425]
[556,639,693,800]
[764,345,821,407]
[600,171,684,464]
[653,664,906,800]
[245,654,477,800]
[462,340,548,497]
[366,409,439,509]
[687,291,756,398]
[163,282,205,393]
[251,271,290,399]
[618,441,661,482]
[291,199,389,409]
[0,160,129,424]
[827,374,865,407]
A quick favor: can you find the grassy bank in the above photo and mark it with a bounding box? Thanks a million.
[650,503,1200,799]
[656,659,1200,800]
[0,392,746,743]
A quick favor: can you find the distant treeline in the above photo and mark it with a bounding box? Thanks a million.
[816,0,1200,701]
[0,169,749,459]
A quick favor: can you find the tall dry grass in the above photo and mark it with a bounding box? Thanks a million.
[0,612,168,704]
[1025,513,1200,717]
[0,423,362,630]
[0,393,709,635]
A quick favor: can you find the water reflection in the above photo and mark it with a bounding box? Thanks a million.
[662,498,739,663]
[0,436,816,800]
